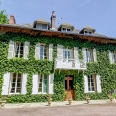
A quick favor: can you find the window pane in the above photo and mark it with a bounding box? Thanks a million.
[65,80,67,90]
[16,88,21,93]
[43,75,47,93]
[69,80,73,90]
[42,24,47,30]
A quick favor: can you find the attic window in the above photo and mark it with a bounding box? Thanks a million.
[84,31,92,35]
[36,24,48,30]
[62,28,71,32]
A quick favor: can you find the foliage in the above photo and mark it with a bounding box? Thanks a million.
[0,32,116,102]
[78,49,83,59]
[0,10,9,24]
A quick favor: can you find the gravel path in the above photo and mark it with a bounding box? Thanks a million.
[0,103,116,116]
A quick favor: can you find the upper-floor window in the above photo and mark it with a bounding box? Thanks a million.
[63,47,73,59]
[36,24,48,30]
[62,28,71,32]
[10,73,22,94]
[87,75,96,92]
[38,74,48,93]
[40,44,49,59]
[15,42,24,58]
[84,31,92,35]
[86,49,94,62]
[111,52,116,63]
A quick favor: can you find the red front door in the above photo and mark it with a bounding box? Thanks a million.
[65,76,75,100]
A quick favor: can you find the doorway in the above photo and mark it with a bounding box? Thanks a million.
[65,76,75,100]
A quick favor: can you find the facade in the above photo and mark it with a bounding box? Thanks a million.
[0,12,116,103]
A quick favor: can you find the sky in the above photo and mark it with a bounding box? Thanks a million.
[0,0,116,38]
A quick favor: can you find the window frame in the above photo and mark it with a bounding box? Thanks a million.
[38,74,48,94]
[86,49,94,62]
[111,51,116,63]
[36,24,48,30]
[14,42,24,58]
[9,73,22,94]
[63,47,73,59]
[62,28,71,32]
[40,44,49,60]
[87,75,97,92]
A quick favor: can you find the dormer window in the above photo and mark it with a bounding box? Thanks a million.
[36,24,48,30]
[62,28,71,32]
[84,31,92,35]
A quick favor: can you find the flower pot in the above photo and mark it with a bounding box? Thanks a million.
[0,101,6,108]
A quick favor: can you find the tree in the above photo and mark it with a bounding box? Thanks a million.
[0,10,9,24]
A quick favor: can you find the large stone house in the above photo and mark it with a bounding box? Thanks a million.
[0,11,116,103]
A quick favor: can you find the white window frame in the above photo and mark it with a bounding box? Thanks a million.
[36,24,48,30]
[14,42,24,58]
[10,73,22,94]
[62,28,71,32]
[111,51,116,63]
[38,74,48,94]
[84,31,92,35]
[63,47,73,59]
[86,49,93,62]
[40,44,49,59]
[87,75,96,92]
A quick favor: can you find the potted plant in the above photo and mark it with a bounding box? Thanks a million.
[0,96,7,108]
[46,94,52,106]
[108,94,114,102]
[68,97,72,105]
[84,94,90,104]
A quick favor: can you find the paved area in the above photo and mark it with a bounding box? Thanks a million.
[0,99,116,116]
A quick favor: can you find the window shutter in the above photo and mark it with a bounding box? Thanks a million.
[32,74,38,94]
[8,40,14,58]
[82,48,87,62]
[24,42,30,59]
[84,75,88,93]
[57,44,63,59]
[96,75,102,92]
[21,74,27,94]
[48,74,54,94]
[2,73,10,95]
[93,48,97,62]
[49,44,53,61]
[109,51,113,64]
[74,47,78,60]
[35,43,40,60]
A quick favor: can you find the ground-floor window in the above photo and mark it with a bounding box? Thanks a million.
[38,74,48,94]
[10,73,22,94]
[88,75,96,92]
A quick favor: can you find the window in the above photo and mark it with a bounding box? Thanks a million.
[14,42,24,58]
[88,75,96,92]
[62,28,71,32]
[10,73,22,94]
[111,52,116,63]
[84,31,92,35]
[36,24,48,30]
[38,74,48,93]
[86,49,94,62]
[63,47,73,59]
[40,44,48,59]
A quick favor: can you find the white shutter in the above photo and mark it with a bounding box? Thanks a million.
[109,51,113,64]
[21,74,27,94]
[8,40,14,58]
[96,75,102,92]
[48,74,54,94]
[82,48,87,62]
[84,75,88,93]
[57,44,63,59]
[24,42,30,59]
[35,43,40,60]
[32,74,38,94]
[93,49,97,62]
[74,47,78,60]
[49,44,53,61]
[2,73,10,95]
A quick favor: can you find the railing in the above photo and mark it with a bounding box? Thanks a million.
[55,59,86,70]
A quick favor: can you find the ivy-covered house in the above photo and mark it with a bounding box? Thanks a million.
[0,11,116,103]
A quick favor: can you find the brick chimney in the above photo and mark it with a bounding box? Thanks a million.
[51,11,56,29]
[9,15,16,24]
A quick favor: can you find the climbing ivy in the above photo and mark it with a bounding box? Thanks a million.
[0,32,116,102]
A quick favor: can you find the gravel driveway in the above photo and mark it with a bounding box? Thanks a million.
[0,103,116,116]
